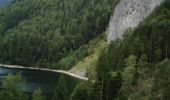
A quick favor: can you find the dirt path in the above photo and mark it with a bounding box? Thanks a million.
[0,64,88,81]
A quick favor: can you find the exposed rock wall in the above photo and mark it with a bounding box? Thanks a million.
[107,0,163,43]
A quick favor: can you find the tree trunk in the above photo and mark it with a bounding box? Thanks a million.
[165,41,168,58]
[100,76,104,100]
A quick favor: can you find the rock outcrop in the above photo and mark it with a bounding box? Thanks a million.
[107,0,163,43]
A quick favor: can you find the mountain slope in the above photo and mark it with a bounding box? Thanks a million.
[71,0,170,100]
[0,0,169,100]
[0,0,119,69]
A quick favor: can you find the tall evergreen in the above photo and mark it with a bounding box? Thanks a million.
[32,88,45,100]
[0,74,29,100]
[53,75,68,100]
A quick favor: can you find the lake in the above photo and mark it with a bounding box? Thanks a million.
[0,66,82,99]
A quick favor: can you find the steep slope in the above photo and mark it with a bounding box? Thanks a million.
[70,0,165,78]
[97,0,170,99]
[70,36,107,78]
[70,0,170,99]
[61,0,165,77]
[107,0,163,42]
[0,0,119,69]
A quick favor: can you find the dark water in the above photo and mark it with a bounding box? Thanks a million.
[0,66,82,99]
[0,0,12,7]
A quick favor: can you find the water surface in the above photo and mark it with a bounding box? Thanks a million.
[0,66,81,99]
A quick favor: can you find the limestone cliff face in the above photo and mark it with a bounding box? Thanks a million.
[107,0,163,43]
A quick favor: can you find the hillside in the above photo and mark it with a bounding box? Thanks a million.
[0,0,169,100]
[71,0,170,100]
[0,0,119,70]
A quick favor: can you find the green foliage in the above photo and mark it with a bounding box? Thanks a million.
[152,59,170,100]
[56,45,89,70]
[0,0,119,69]
[32,88,45,100]
[93,0,170,100]
[53,75,68,100]
[0,74,29,100]
[0,0,169,100]
[71,73,122,100]
[117,55,137,100]
[96,48,123,100]
[105,72,122,100]
[96,48,110,80]
[2,73,24,91]
[71,82,92,100]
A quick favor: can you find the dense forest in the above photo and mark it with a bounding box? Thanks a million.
[0,0,119,69]
[71,0,170,100]
[0,0,170,100]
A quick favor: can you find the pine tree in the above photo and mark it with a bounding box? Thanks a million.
[32,88,45,100]
[153,59,170,100]
[117,55,137,100]
[0,74,29,100]
[53,75,68,100]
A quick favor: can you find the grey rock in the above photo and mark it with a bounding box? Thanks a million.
[107,0,163,43]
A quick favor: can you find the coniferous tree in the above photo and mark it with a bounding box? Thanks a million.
[153,59,170,100]
[117,55,137,100]
[0,74,29,100]
[32,88,45,100]
[71,82,92,100]
[53,75,68,100]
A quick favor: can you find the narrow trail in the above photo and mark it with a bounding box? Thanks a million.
[0,64,88,81]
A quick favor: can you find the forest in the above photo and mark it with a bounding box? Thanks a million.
[0,0,119,70]
[74,0,170,99]
[0,0,170,100]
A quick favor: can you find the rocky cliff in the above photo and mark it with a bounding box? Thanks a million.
[107,0,163,43]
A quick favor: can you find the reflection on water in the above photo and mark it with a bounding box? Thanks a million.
[0,66,81,99]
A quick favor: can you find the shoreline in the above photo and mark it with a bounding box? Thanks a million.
[0,64,88,81]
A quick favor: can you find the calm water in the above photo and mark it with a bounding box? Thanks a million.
[0,66,82,99]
